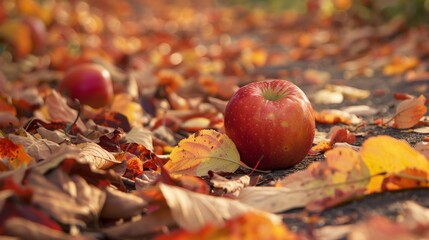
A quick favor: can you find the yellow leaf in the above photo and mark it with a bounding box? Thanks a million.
[110,94,144,128]
[0,138,33,171]
[240,147,369,213]
[392,95,427,129]
[164,129,240,176]
[361,135,429,193]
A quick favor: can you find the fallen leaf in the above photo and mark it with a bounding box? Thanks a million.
[43,90,87,132]
[392,95,427,129]
[309,140,332,155]
[164,129,240,176]
[0,138,33,171]
[159,183,280,231]
[110,93,145,128]
[4,217,72,240]
[402,201,429,234]
[328,126,356,145]
[381,168,428,191]
[180,117,211,132]
[348,215,415,240]
[209,173,250,197]
[315,109,362,125]
[383,56,419,76]
[26,170,106,228]
[8,133,60,161]
[415,142,429,160]
[102,207,174,239]
[361,135,429,193]
[155,212,296,240]
[313,89,344,104]
[77,142,121,169]
[413,126,429,134]
[341,105,378,116]
[100,186,147,219]
[124,127,154,151]
[239,147,369,213]
[326,84,370,99]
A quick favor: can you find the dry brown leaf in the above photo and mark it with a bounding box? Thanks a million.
[36,126,70,144]
[101,187,148,219]
[27,171,106,227]
[102,207,174,239]
[43,90,87,132]
[124,127,154,151]
[8,133,60,161]
[392,95,427,129]
[77,142,120,169]
[159,183,280,231]
[4,217,75,240]
[210,173,250,197]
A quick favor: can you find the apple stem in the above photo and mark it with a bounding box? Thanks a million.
[248,155,264,175]
[261,86,287,101]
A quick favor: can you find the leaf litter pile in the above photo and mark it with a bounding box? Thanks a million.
[1,0,429,239]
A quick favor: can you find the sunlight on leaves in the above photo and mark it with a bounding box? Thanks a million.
[159,183,280,231]
[155,212,296,240]
[164,129,240,176]
[0,138,33,171]
[110,93,145,128]
[239,147,369,213]
[392,95,427,129]
[361,135,429,193]
[77,142,120,169]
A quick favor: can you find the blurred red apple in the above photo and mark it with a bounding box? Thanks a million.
[58,63,113,108]
[224,79,315,170]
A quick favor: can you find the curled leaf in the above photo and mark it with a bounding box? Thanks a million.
[164,129,240,176]
[392,95,427,129]
[77,142,120,169]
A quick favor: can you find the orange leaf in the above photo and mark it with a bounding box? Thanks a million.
[383,56,419,76]
[381,168,428,191]
[0,138,33,171]
[155,212,296,240]
[309,140,332,155]
[392,95,427,129]
[315,109,361,125]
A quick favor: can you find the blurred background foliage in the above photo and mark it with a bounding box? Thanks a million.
[225,0,429,26]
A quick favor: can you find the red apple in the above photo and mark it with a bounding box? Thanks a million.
[58,63,113,108]
[224,79,315,170]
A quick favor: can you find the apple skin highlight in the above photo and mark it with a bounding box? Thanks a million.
[224,79,315,170]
